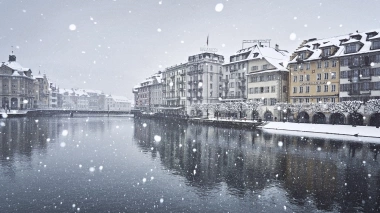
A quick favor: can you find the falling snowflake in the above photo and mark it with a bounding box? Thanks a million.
[69,24,76,31]
[62,130,68,136]
[157,28,162,32]
[154,135,161,142]
[215,3,224,12]
[289,33,297,40]
[60,142,66,148]
[89,167,95,172]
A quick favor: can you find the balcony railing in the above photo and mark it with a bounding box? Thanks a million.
[221,95,246,100]
[220,79,228,82]
[187,69,204,75]
[164,96,180,101]
[348,90,371,95]
[360,90,371,95]
[348,76,372,82]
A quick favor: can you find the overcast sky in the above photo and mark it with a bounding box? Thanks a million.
[1,0,380,99]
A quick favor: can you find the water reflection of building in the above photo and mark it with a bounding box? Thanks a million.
[133,119,380,212]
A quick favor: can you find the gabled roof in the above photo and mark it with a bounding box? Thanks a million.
[3,61,30,72]
[247,45,290,71]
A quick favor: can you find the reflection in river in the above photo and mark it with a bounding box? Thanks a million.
[0,117,379,212]
[134,119,380,213]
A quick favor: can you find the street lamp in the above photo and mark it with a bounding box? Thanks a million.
[283,109,286,123]
[277,106,281,122]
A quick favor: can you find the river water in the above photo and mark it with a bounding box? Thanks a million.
[0,117,379,213]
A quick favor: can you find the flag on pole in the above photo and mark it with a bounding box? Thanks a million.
[206,35,209,46]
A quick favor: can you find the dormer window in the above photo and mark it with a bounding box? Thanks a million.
[253,53,259,57]
[345,43,357,54]
[299,52,305,60]
[313,44,319,50]
[372,40,380,50]
[322,48,331,57]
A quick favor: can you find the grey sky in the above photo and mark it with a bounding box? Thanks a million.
[1,0,380,99]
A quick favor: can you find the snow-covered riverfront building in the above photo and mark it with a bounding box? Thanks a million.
[105,95,131,111]
[221,50,249,102]
[161,64,187,114]
[186,52,224,116]
[339,30,380,102]
[246,44,290,120]
[133,72,162,112]
[0,54,35,109]
[33,73,50,108]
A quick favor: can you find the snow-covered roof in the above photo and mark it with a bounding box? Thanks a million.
[369,33,380,40]
[85,89,103,95]
[107,95,130,103]
[247,45,290,72]
[12,71,20,76]
[3,61,30,72]
[290,29,380,63]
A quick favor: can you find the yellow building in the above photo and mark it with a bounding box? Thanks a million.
[288,36,347,104]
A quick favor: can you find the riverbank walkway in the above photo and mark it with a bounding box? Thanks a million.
[261,122,380,140]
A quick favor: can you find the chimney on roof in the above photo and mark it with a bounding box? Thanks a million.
[9,54,16,62]
[275,44,279,51]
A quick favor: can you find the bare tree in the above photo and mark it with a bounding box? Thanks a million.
[365,99,380,128]
[326,102,342,114]
[224,102,238,119]
[200,103,213,118]
[247,100,263,120]
[209,103,226,120]
[275,102,291,122]
[190,103,202,117]
[339,101,363,127]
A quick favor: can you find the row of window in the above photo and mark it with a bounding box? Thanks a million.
[340,82,380,91]
[292,97,336,103]
[340,68,380,78]
[293,72,337,82]
[250,64,269,71]
[250,98,277,106]
[249,74,276,82]
[293,84,337,93]
[293,60,337,71]
[249,86,276,94]
[340,54,380,66]
[225,72,246,80]
[225,63,246,72]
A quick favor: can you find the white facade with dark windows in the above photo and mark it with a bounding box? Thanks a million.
[339,30,380,102]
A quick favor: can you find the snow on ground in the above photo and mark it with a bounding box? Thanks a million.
[262,122,380,142]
